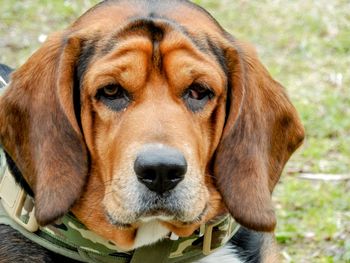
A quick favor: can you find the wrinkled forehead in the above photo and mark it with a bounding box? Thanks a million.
[71,0,224,40]
[69,0,229,86]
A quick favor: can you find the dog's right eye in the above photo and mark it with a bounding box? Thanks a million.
[96,84,131,111]
[102,84,121,97]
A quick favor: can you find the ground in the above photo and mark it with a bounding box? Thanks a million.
[0,0,349,262]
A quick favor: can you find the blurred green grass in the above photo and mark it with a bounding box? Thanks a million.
[1,0,349,262]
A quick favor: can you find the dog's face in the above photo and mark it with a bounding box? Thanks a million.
[79,9,227,227]
[0,0,304,249]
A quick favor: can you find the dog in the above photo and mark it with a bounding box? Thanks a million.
[0,0,305,262]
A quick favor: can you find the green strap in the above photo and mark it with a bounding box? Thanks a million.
[0,203,86,262]
[130,239,174,263]
[0,202,130,263]
[0,200,237,263]
[0,75,8,91]
[78,250,129,263]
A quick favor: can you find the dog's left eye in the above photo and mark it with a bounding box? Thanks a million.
[96,84,131,111]
[183,83,214,112]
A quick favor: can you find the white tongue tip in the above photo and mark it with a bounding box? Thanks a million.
[169,232,179,240]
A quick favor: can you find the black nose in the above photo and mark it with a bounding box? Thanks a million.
[134,145,187,194]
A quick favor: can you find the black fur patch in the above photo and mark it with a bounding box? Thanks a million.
[74,39,96,130]
[76,40,96,87]
[206,35,228,76]
[230,227,263,263]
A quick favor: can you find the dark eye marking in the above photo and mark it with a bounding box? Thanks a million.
[95,84,131,111]
[182,83,215,112]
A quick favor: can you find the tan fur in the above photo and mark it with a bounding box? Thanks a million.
[0,0,304,258]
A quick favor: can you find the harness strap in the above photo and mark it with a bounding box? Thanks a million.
[0,207,89,262]
[0,76,7,88]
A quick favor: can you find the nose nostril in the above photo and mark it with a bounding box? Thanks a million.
[138,169,157,183]
[168,169,184,181]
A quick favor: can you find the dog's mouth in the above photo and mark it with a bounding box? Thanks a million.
[140,204,208,223]
[106,202,209,229]
[104,173,210,229]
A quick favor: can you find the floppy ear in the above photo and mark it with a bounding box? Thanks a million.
[0,33,88,225]
[214,41,305,232]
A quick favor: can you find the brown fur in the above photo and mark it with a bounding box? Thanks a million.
[0,33,88,226]
[214,42,304,232]
[0,0,304,259]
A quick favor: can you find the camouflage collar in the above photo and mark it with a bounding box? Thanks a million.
[0,147,239,263]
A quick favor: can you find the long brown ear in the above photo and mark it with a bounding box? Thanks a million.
[0,33,88,225]
[214,41,305,232]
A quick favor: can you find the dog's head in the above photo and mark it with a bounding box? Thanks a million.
[0,0,304,249]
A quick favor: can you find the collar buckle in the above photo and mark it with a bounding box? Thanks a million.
[202,214,239,255]
[0,166,39,232]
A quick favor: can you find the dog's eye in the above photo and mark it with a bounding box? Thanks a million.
[100,84,125,99]
[103,84,121,97]
[183,83,214,112]
[96,84,131,111]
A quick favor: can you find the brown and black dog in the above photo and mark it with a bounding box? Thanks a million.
[0,1,304,262]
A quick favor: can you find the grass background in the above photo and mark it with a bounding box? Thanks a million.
[0,0,349,262]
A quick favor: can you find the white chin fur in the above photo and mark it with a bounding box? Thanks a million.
[132,220,170,249]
